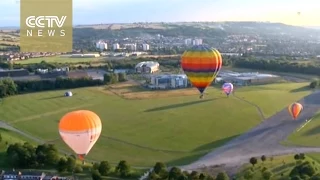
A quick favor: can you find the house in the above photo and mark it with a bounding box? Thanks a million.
[135,61,159,74]
[0,170,68,180]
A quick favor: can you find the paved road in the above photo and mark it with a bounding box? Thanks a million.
[182,90,320,173]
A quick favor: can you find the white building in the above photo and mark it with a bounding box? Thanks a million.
[142,44,150,51]
[125,43,137,51]
[184,39,192,45]
[135,61,159,74]
[113,43,120,50]
[96,41,108,50]
[148,74,188,89]
[192,39,203,46]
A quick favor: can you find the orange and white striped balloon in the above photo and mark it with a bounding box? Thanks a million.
[58,110,102,160]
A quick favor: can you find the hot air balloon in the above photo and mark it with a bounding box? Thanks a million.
[181,45,222,99]
[59,110,102,160]
[222,82,234,97]
[288,102,303,120]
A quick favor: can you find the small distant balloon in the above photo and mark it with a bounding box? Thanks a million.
[288,102,303,120]
[297,12,301,15]
[222,83,234,97]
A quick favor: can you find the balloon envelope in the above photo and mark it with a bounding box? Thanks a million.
[222,83,234,96]
[181,45,222,95]
[288,102,303,120]
[58,110,102,160]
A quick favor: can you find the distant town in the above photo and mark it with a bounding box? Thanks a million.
[1,22,320,62]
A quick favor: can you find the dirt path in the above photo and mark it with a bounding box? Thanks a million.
[233,94,266,120]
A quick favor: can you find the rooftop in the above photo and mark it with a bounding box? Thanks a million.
[135,61,159,68]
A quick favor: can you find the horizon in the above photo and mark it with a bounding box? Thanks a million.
[1,0,320,26]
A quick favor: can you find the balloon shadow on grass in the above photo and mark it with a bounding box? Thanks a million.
[143,98,221,113]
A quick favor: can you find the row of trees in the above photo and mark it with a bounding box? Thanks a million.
[0,77,104,98]
[148,162,230,180]
[4,142,136,179]
[103,72,127,84]
[91,160,133,180]
[5,140,230,180]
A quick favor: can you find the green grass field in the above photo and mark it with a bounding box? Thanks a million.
[284,111,320,147]
[15,56,104,65]
[0,82,312,166]
[234,83,311,118]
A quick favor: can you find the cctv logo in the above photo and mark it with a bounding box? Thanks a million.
[25,16,67,37]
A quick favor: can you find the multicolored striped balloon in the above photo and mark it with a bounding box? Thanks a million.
[288,102,303,120]
[222,82,234,96]
[181,45,222,98]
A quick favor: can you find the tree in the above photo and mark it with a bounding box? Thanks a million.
[299,153,306,160]
[148,171,160,180]
[243,169,254,180]
[56,157,68,172]
[310,174,320,180]
[153,162,168,179]
[294,154,300,160]
[98,161,111,176]
[115,160,131,177]
[310,80,319,88]
[290,161,316,178]
[0,133,2,142]
[103,74,111,84]
[199,173,206,180]
[249,157,258,166]
[168,167,182,180]
[262,170,273,180]
[118,72,127,82]
[66,156,76,172]
[0,78,17,98]
[261,155,266,163]
[216,172,230,180]
[92,162,100,170]
[92,170,102,180]
[74,165,83,173]
[291,176,302,180]
[189,171,199,179]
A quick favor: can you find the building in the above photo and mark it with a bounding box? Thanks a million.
[192,39,203,46]
[148,74,188,89]
[216,70,281,86]
[61,54,100,58]
[125,43,137,51]
[0,171,68,180]
[184,39,192,45]
[135,61,159,74]
[96,41,108,50]
[113,43,120,50]
[99,42,108,50]
[0,69,29,77]
[142,44,150,51]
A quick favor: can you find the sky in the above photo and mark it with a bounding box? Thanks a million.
[1,0,320,26]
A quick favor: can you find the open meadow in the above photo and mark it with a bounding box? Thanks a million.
[0,82,312,166]
[284,110,320,147]
[15,56,105,65]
